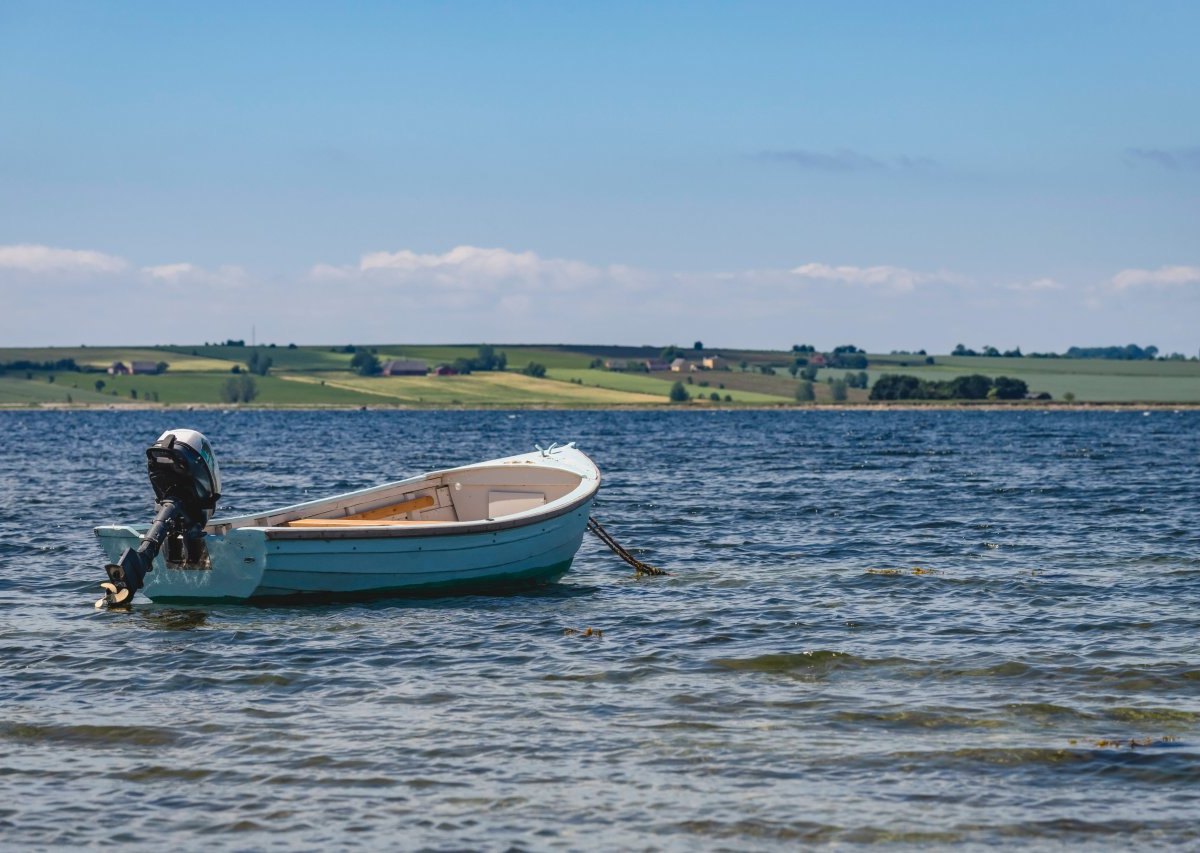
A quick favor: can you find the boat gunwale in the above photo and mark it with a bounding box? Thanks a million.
[261,487,597,540]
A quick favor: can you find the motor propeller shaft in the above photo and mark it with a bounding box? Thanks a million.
[96,499,183,609]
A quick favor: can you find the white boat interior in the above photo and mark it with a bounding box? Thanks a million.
[208,453,592,533]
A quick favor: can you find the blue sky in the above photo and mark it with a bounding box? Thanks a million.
[2,0,1197,352]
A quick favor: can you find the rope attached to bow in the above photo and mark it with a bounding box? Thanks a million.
[587,516,669,577]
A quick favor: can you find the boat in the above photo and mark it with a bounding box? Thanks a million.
[94,432,601,605]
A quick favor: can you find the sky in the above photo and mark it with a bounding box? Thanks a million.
[1,0,1197,353]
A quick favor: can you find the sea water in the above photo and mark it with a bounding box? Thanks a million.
[1,409,1198,849]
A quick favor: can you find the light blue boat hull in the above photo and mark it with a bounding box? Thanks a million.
[94,445,601,604]
[95,500,593,603]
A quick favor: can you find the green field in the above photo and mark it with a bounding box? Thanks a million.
[3,344,1198,407]
[548,368,796,404]
[825,355,1200,403]
[1,346,233,372]
[302,371,665,405]
[38,372,384,406]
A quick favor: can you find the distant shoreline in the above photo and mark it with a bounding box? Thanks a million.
[6,401,1199,413]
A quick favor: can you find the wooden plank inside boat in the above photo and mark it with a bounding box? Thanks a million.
[344,494,435,520]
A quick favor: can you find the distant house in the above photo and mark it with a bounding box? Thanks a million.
[808,353,828,367]
[433,365,458,376]
[381,359,427,376]
[643,359,669,372]
[604,358,628,371]
[130,361,162,375]
[107,361,130,375]
[702,356,728,370]
[670,358,689,372]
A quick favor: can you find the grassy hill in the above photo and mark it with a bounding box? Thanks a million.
[2,343,1198,407]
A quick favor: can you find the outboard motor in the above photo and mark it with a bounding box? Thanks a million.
[97,429,221,608]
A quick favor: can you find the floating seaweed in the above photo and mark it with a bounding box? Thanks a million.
[865,567,939,577]
[563,627,604,638]
[1070,736,1180,749]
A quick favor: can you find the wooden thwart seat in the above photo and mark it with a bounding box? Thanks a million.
[346,494,435,520]
[284,493,441,527]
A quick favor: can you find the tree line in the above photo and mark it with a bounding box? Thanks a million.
[870,373,1032,401]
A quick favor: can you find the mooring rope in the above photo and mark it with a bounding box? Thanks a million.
[587,516,669,577]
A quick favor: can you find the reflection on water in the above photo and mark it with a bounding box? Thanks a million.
[1,409,1198,847]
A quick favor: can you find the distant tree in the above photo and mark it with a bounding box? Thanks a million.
[870,374,926,400]
[47,374,54,383]
[247,350,272,376]
[1065,344,1158,360]
[992,376,1028,399]
[155,361,170,374]
[288,343,298,349]
[724,394,732,402]
[350,350,381,376]
[693,341,704,350]
[795,380,815,402]
[230,364,242,374]
[668,381,690,402]
[94,379,106,393]
[830,380,848,402]
[801,365,819,381]
[1063,391,1076,402]
[844,371,862,389]
[829,351,868,369]
[521,362,547,378]
[129,389,137,399]
[220,375,258,403]
[709,392,720,401]
[686,375,694,384]
[589,357,604,369]
[661,345,682,362]
[792,344,815,353]
[947,374,992,399]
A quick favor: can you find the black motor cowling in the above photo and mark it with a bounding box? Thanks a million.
[98,429,221,608]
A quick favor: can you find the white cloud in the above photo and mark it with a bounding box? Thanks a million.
[0,243,127,274]
[788,262,944,293]
[142,262,201,281]
[1008,277,1065,292]
[139,262,253,290]
[310,245,626,294]
[1110,266,1200,291]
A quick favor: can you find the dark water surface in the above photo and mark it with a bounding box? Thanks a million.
[1,409,1198,850]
